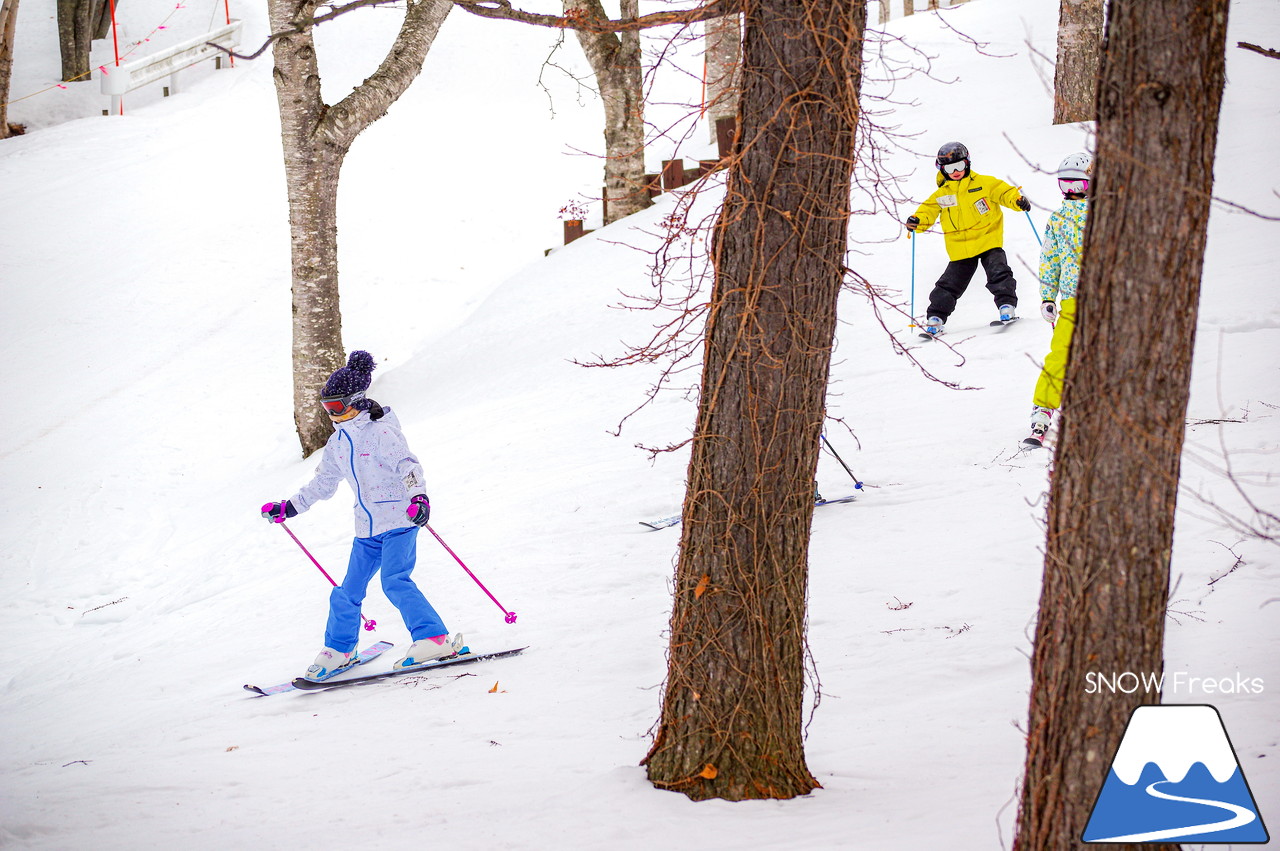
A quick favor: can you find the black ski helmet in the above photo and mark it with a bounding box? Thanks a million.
[936,141,970,179]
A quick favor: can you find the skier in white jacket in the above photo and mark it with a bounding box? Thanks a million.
[261,351,461,681]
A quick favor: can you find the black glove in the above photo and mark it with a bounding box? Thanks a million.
[261,500,297,523]
[407,494,431,527]
[905,215,920,232]
[1015,196,1031,212]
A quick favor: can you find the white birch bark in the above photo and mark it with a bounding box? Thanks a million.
[268,0,451,455]
[704,11,740,142]
[1053,0,1104,125]
[565,0,651,225]
[0,0,18,137]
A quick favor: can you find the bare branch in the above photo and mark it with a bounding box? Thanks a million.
[1238,41,1280,60]
[211,0,404,61]
[451,0,740,33]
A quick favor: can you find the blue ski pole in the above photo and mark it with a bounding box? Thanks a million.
[820,434,864,490]
[909,231,917,327]
[1017,187,1042,247]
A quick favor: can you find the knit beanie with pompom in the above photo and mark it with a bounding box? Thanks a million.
[322,351,380,414]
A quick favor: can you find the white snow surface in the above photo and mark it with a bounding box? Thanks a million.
[2,1,1278,849]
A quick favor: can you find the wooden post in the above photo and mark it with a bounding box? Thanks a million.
[904,0,914,16]
[661,159,686,192]
[715,116,737,160]
[563,220,585,245]
[879,0,890,24]
[645,173,661,198]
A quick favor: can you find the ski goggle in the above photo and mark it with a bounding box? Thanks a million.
[1059,178,1089,194]
[938,158,967,172]
[319,390,364,415]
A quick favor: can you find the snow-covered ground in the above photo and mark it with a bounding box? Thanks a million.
[1,1,1276,848]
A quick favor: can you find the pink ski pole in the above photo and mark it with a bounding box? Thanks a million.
[278,522,376,632]
[425,524,517,624]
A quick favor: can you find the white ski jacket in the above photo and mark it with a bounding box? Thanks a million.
[288,408,427,539]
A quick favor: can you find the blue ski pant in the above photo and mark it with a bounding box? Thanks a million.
[325,526,447,653]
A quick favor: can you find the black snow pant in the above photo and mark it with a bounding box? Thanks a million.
[926,246,1017,322]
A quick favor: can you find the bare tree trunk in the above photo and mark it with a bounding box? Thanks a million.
[56,0,94,81]
[643,0,866,802]
[704,10,740,142]
[268,0,451,455]
[1053,0,1104,124]
[1014,0,1231,847]
[0,0,18,138]
[565,0,650,225]
[92,0,116,41]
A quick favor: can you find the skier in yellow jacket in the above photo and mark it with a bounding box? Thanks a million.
[906,142,1031,337]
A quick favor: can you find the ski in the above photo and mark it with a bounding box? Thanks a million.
[1020,436,1044,449]
[641,494,860,530]
[289,646,528,691]
[989,316,1021,328]
[639,513,682,531]
[244,640,395,696]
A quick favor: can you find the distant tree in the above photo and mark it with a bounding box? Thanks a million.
[563,0,651,224]
[1,0,18,137]
[56,0,117,82]
[703,9,739,142]
[1052,0,1103,124]
[640,0,866,801]
[267,0,451,455]
[1014,0,1231,847]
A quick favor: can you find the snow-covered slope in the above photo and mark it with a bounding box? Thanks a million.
[1,1,1276,848]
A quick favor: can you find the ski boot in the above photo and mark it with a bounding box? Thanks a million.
[394,633,465,671]
[1023,406,1055,447]
[305,647,359,682]
[918,316,945,339]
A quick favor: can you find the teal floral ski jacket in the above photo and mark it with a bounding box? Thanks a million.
[1038,198,1089,302]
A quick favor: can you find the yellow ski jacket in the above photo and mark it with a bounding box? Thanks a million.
[912,171,1023,261]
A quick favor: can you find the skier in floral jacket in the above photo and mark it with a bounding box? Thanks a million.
[1025,152,1092,446]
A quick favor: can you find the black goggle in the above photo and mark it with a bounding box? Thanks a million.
[319,391,364,415]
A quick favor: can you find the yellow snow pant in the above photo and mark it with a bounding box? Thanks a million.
[1033,297,1076,410]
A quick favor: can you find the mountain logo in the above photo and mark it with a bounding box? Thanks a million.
[1083,704,1269,844]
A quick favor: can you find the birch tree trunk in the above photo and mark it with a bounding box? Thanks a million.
[642,0,866,802]
[704,10,740,142]
[565,0,650,225]
[1053,0,1104,124]
[1014,0,1230,846]
[268,0,451,455]
[0,0,18,138]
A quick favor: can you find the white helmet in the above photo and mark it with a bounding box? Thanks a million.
[1057,152,1093,180]
[1057,151,1093,195]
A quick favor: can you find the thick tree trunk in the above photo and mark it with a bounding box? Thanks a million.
[268,0,451,455]
[643,0,865,802]
[1014,0,1230,847]
[0,0,18,138]
[566,0,650,225]
[56,0,94,81]
[1053,0,1104,125]
[704,11,740,143]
